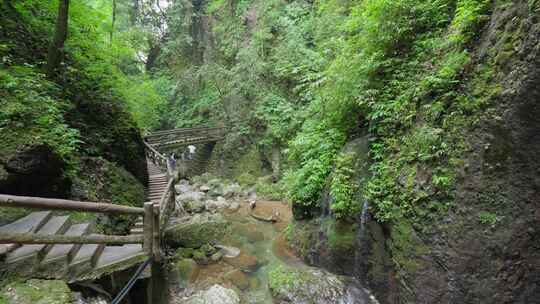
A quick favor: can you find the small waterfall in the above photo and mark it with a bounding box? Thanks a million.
[360,200,370,228]
[354,200,370,283]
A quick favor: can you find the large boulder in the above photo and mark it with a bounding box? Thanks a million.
[0,145,70,198]
[268,265,378,304]
[1,279,73,304]
[175,183,192,194]
[164,214,230,248]
[183,285,240,304]
[223,183,241,199]
[177,191,205,204]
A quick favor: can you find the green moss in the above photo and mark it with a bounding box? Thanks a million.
[72,158,145,233]
[176,258,199,283]
[232,148,266,181]
[254,177,286,200]
[324,218,357,253]
[285,221,317,258]
[387,221,428,276]
[268,264,305,292]
[176,247,195,259]
[1,279,72,304]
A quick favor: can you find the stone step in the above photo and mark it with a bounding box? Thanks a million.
[41,223,91,265]
[5,215,71,264]
[134,222,144,228]
[0,211,52,255]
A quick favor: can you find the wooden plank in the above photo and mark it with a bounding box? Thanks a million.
[145,126,223,137]
[143,141,166,161]
[0,232,143,244]
[152,204,160,261]
[0,194,144,215]
[143,202,153,255]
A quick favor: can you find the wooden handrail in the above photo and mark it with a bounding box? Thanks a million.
[145,126,223,137]
[0,194,144,215]
[143,140,166,161]
[0,233,143,244]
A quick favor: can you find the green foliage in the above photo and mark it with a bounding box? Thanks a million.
[286,123,346,209]
[449,0,492,45]
[268,263,304,291]
[0,66,80,166]
[254,178,286,200]
[329,153,359,219]
[478,211,500,226]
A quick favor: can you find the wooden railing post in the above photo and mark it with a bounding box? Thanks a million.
[143,202,153,256]
[152,204,161,262]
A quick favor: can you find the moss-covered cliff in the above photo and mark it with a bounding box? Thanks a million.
[0,1,147,225]
[147,0,540,303]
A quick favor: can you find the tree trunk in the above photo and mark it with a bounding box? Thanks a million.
[46,0,70,78]
[130,0,139,24]
[110,0,117,44]
[145,41,161,72]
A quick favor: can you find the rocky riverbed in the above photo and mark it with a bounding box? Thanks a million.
[165,176,379,304]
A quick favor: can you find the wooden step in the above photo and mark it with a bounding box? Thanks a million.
[0,211,52,255]
[41,223,91,265]
[129,228,143,234]
[69,237,106,270]
[148,188,167,193]
[5,215,70,264]
[95,244,145,269]
[148,181,169,186]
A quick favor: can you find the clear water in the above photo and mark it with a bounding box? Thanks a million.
[187,203,303,304]
[221,211,301,304]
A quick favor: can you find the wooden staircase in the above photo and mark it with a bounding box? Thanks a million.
[0,211,146,282]
[129,161,170,236]
[0,126,216,284]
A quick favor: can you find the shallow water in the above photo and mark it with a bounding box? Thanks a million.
[191,201,303,304]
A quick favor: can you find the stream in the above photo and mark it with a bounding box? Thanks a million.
[170,195,379,304]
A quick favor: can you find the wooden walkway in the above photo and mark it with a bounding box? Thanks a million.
[0,210,147,282]
[0,126,224,283]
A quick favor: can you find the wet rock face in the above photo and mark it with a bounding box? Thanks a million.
[288,218,394,303]
[0,145,70,198]
[433,4,540,303]
[269,266,378,304]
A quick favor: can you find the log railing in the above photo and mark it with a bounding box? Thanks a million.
[0,194,159,259]
[158,179,176,229]
[144,127,225,147]
[144,140,167,172]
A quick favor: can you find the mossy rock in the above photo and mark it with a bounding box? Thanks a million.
[193,249,209,265]
[176,258,200,283]
[176,247,195,259]
[268,264,374,303]
[164,214,230,248]
[224,269,250,290]
[1,279,72,304]
[232,147,267,183]
[325,219,357,253]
